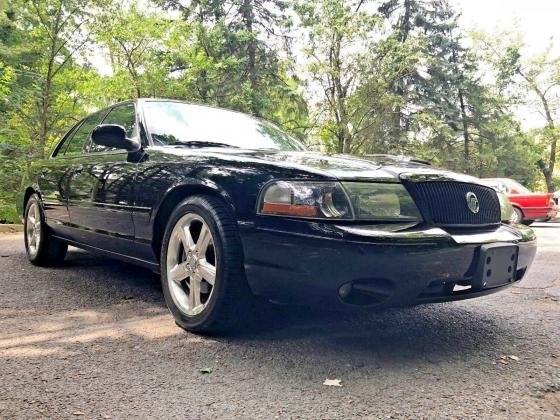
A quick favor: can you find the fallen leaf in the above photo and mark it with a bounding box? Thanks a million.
[508,355,520,361]
[72,411,85,416]
[200,367,213,374]
[323,378,342,387]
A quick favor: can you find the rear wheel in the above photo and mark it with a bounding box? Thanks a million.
[24,194,67,266]
[512,207,523,224]
[160,195,252,334]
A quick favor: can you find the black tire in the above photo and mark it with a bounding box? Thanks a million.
[523,219,535,226]
[160,195,253,334]
[24,193,67,266]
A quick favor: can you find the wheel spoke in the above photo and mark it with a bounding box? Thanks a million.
[195,224,212,256]
[28,215,36,225]
[198,259,216,285]
[169,262,188,284]
[188,275,202,309]
[177,225,195,251]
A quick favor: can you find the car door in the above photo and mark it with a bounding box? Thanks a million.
[65,103,139,254]
[36,122,83,232]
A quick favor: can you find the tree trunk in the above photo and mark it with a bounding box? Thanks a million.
[38,38,56,159]
[537,159,554,193]
[390,0,413,150]
[458,88,469,161]
[241,0,259,116]
[399,0,412,43]
[522,74,557,192]
[537,93,557,192]
[332,33,351,154]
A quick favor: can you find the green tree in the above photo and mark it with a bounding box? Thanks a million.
[157,0,306,127]
[296,0,381,153]
[93,4,172,99]
[478,33,560,191]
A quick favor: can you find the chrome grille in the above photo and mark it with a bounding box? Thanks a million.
[404,181,501,227]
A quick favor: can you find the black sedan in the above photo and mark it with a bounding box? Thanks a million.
[17,99,537,333]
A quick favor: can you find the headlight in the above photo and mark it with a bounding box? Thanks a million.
[497,191,515,223]
[258,181,422,222]
[258,181,352,219]
[342,182,422,221]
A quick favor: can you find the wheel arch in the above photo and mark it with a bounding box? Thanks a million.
[151,183,237,262]
[21,187,38,217]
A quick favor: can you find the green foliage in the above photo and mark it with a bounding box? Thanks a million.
[0,0,557,223]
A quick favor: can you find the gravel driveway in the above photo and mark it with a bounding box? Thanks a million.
[0,224,559,419]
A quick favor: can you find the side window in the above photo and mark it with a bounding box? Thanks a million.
[89,103,136,153]
[64,112,105,156]
[51,122,82,157]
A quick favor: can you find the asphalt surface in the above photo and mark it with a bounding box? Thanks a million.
[0,224,559,419]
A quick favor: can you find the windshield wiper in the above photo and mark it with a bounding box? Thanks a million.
[171,141,238,149]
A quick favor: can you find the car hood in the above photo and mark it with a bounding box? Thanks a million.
[154,146,483,184]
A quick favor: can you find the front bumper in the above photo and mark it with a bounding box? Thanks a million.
[239,219,537,309]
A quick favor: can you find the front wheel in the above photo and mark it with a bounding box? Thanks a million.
[160,195,253,334]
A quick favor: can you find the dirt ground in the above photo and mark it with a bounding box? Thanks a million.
[0,224,559,419]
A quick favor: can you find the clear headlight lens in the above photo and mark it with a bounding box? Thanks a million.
[342,182,422,221]
[258,181,422,222]
[497,191,515,223]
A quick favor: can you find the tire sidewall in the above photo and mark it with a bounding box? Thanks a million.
[513,207,523,224]
[160,197,230,330]
[24,194,45,263]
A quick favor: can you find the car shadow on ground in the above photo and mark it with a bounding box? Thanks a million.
[79,250,517,353]
[2,246,528,369]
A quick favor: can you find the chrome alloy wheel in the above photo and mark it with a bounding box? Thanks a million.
[26,202,42,258]
[166,213,217,316]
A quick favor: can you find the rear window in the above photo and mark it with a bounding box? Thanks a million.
[505,180,530,194]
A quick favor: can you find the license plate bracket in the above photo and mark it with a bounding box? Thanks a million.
[473,244,519,290]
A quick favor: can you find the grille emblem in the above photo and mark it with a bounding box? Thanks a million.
[466,192,480,214]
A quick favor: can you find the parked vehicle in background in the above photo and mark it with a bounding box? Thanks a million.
[481,178,557,225]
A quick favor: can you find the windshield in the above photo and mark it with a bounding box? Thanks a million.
[143,101,306,151]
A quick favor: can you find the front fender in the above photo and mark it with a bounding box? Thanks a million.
[152,178,237,224]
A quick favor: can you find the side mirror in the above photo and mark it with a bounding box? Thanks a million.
[91,124,140,152]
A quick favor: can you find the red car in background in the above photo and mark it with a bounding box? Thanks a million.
[482,178,557,225]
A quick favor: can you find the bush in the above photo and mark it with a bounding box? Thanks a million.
[0,143,25,224]
[0,200,19,224]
